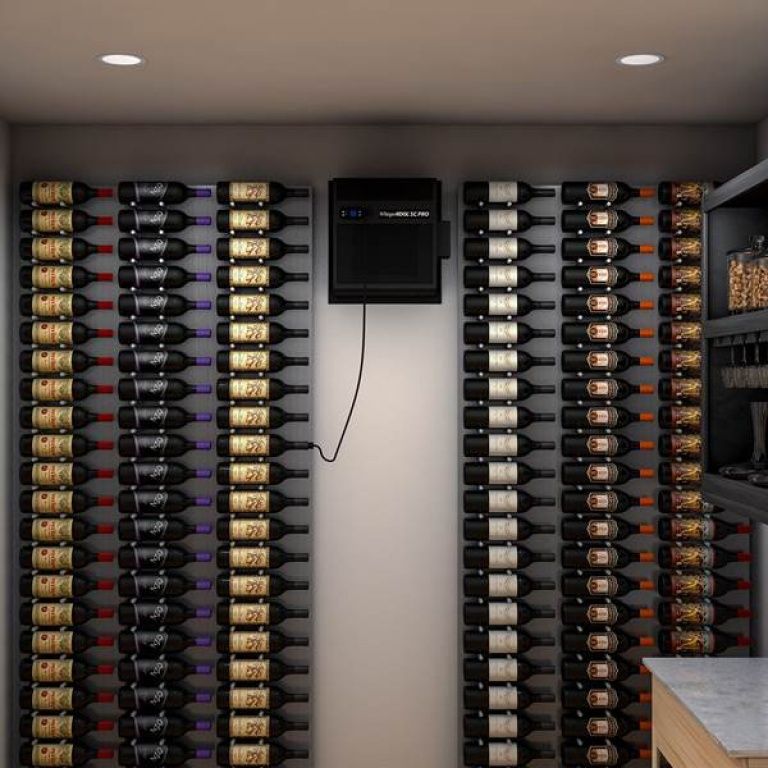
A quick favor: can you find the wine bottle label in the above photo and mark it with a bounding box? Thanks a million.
[487,322,519,344]
[31,294,74,318]
[32,238,74,262]
[668,294,702,317]
[229,631,270,654]
[229,715,269,737]
[488,658,519,682]
[230,546,270,569]
[487,714,518,737]
[584,492,619,513]
[668,545,714,569]
[666,462,702,485]
[586,351,618,370]
[229,238,271,259]
[31,714,75,739]
[487,462,518,484]
[487,210,519,231]
[587,689,619,709]
[487,350,518,371]
[228,266,270,287]
[229,491,270,513]
[31,630,74,654]
[229,519,270,541]
[668,602,714,625]
[229,210,270,231]
[31,210,74,233]
[228,294,271,315]
[587,183,618,202]
[229,182,270,203]
[667,408,702,431]
[586,745,619,766]
[31,491,74,515]
[31,266,74,289]
[669,516,712,539]
[30,687,74,710]
[585,604,619,624]
[487,182,519,203]
[32,379,74,401]
[586,379,618,398]
[31,322,74,346]
[667,434,702,456]
[587,210,618,229]
[586,294,619,314]
[228,575,270,596]
[586,660,618,680]
[487,603,519,625]
[31,602,74,626]
[229,603,270,625]
[230,687,270,709]
[669,378,702,401]
[229,463,270,485]
[669,630,713,654]
[586,407,618,427]
[487,491,519,513]
[32,659,73,682]
[229,322,270,343]
[229,407,270,428]
[669,574,713,598]
[31,350,75,373]
[586,631,619,653]
[487,518,519,540]
[487,239,519,260]
[586,435,618,455]
[586,266,618,285]
[585,463,619,483]
[32,182,74,206]
[228,435,270,456]
[488,743,518,766]
[488,546,518,569]
[586,238,618,257]
[133,181,170,200]
[671,237,703,259]
[669,208,703,233]
[586,575,618,596]
[228,659,269,681]
[586,547,619,568]
[486,407,519,428]
[487,379,519,400]
[228,378,271,399]
[586,323,619,343]
[488,574,519,597]
[486,294,519,316]
[31,575,74,598]
[31,745,74,767]
[228,350,270,371]
[667,322,702,344]
[229,745,270,765]
[487,435,519,456]
[587,716,619,737]
[31,546,74,570]
[487,686,519,709]
[487,630,519,654]
[585,519,618,539]
[669,265,702,288]
[486,266,519,288]
[31,406,74,430]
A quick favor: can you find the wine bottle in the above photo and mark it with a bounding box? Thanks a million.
[118,573,212,598]
[118,406,212,429]
[20,744,114,767]
[659,406,702,433]
[561,293,654,317]
[216,685,308,710]
[217,321,308,345]
[659,181,709,206]
[561,434,654,457]
[20,659,114,682]
[117,686,212,712]
[658,516,750,542]
[561,600,655,627]
[118,350,212,373]
[217,658,309,681]
[20,321,113,346]
[658,572,750,598]
[659,321,702,348]
[19,378,112,402]
[20,266,113,289]
[463,602,555,626]
[659,293,702,318]
[20,515,113,540]
[20,574,113,599]
[217,574,309,598]
[217,713,308,739]
[658,544,751,569]
[217,350,309,373]
[659,434,702,458]
[561,573,654,598]
[561,684,651,711]
[463,685,555,710]
[216,293,309,318]
[659,377,702,403]
[659,236,702,262]
[463,321,555,345]
[561,378,653,402]
[463,237,555,262]
[463,461,554,486]
[463,265,555,289]
[562,182,654,205]
[118,377,212,402]
[118,435,212,458]
[561,712,650,738]
[465,209,557,236]
[118,237,212,261]
[118,601,213,628]
[463,658,556,683]
[216,377,308,401]
[561,265,654,289]
[19,686,114,711]
[217,462,309,486]
[20,209,113,234]
[20,350,113,374]
[658,600,752,627]
[118,208,211,233]
[20,435,113,458]
[216,525,305,551]
[562,209,654,233]
[217,209,308,233]
[217,181,308,205]
[463,741,555,766]
[118,293,212,318]
[561,656,640,682]
[464,490,556,514]
[659,265,702,290]
[118,461,212,486]
[216,601,309,626]
[464,629,555,655]
[117,629,212,655]
[561,544,654,569]
[561,490,654,514]
[464,574,556,598]
[118,181,212,204]
[20,714,114,739]
[20,180,112,208]
[20,488,112,517]
[216,630,309,654]
[464,350,555,373]
[21,237,113,262]
[463,293,556,317]
[658,489,714,515]
[561,237,654,262]
[463,181,555,206]
[20,294,113,318]
[19,406,114,429]
[217,434,312,458]
[560,406,653,429]
[217,490,309,514]
[463,545,555,570]
[562,741,652,767]
[19,602,113,627]
[464,378,554,402]
[561,628,653,654]
[118,714,212,738]
[217,265,309,290]
[216,237,308,261]
[118,545,212,570]
[463,434,555,458]
[216,406,309,429]
[216,545,309,569]
[659,208,703,235]
[561,461,653,486]
[463,406,555,429]
[118,264,211,289]
[463,519,555,542]
[19,630,114,654]
[561,321,653,345]
[217,744,309,767]
[20,545,114,569]
[464,713,555,738]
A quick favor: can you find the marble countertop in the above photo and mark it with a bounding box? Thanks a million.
[644,657,768,758]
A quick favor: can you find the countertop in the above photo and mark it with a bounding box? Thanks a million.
[644,658,768,759]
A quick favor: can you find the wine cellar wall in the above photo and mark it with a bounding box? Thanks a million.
[13,181,313,768]
[460,180,752,768]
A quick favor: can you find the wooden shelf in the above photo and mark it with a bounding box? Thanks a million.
[704,157,768,212]
[702,473,768,526]
[704,310,768,339]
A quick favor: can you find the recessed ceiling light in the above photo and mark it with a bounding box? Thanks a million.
[616,53,664,67]
[98,53,145,67]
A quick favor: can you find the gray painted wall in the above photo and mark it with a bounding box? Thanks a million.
[9,123,756,768]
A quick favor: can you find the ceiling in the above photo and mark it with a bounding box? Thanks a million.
[2,0,768,124]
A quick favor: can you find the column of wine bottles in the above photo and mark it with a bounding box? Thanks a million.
[215,181,311,767]
[18,180,118,766]
[115,181,216,766]
[656,182,752,657]
[461,181,557,767]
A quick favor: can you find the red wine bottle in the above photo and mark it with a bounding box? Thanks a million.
[561,490,654,514]
[659,236,702,262]
[20,321,113,346]
[217,744,309,767]
[118,658,212,684]
[658,544,750,570]
[659,377,702,403]
[658,572,750,598]
[561,237,654,262]
[464,350,555,373]
[118,601,213,627]
[118,545,212,570]
[118,573,212,598]
[20,744,114,767]
[561,628,653,654]
[561,600,655,627]
[464,574,556,598]
[216,406,309,429]
[19,378,112,402]
[217,265,309,289]
[217,434,312,458]
[464,712,555,738]
[463,658,556,683]
[118,237,212,261]
[217,321,308,345]
[20,266,113,289]
[118,713,212,738]
[561,573,654,598]
[20,574,113,598]
[561,462,653,486]
[20,350,113,374]
[463,518,555,542]
[464,406,555,429]
[463,741,555,766]
[463,685,555,710]
[463,602,555,627]
[216,462,309,486]
[118,208,211,233]
[217,490,308,515]
[118,377,212,402]
[561,378,653,402]
[20,714,114,739]
[216,601,309,626]
[464,490,556,514]
[464,321,555,345]
[20,180,113,206]
[561,656,641,683]
[19,630,114,654]
[217,713,308,738]
[464,209,556,234]
[20,209,113,234]
[118,181,212,204]
[561,434,655,457]
[118,350,212,373]
[561,544,654,569]
[659,293,702,318]
[561,182,654,205]
[658,600,752,627]
[659,349,702,373]
[19,406,113,429]
[561,406,653,430]
[118,264,211,289]
[118,406,212,429]
[118,686,212,712]
[659,264,702,290]
[561,265,654,289]
[561,293,655,317]
[216,630,308,655]
[217,574,309,598]
[216,377,308,401]
[21,237,113,262]
[216,293,309,317]
[659,181,709,206]
[561,321,653,345]
[561,712,651,738]
[118,293,212,317]
[658,516,749,541]
[117,628,211,655]
[561,684,651,711]
[218,180,308,205]
[216,685,308,710]
[20,659,114,682]
[118,435,212,458]
[20,294,113,318]
[216,545,309,569]
[463,461,555,486]
[659,434,702,458]
[464,434,555,458]
[658,490,713,515]
[562,209,654,233]
[20,435,113,458]
[118,461,211,486]
[464,265,555,288]
[463,181,555,206]
[217,658,309,681]
[217,209,309,233]
[118,518,212,543]
[20,519,113,543]
[464,629,554,655]
[658,628,750,655]
[463,237,555,262]
[659,323,702,353]
[217,350,309,373]
[464,545,555,570]
[118,491,212,515]
[464,378,554,402]
[463,293,555,317]
[19,686,114,711]
[20,545,114,569]
[563,742,652,767]
[216,237,309,261]
[659,208,703,235]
